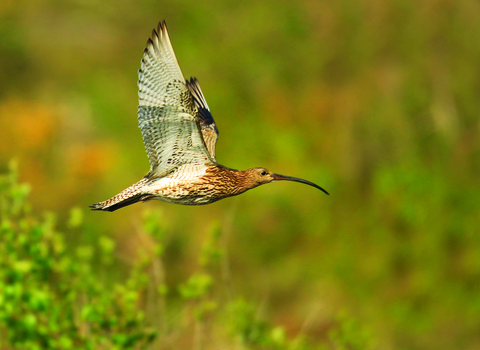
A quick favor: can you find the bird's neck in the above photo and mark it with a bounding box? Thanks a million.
[214,165,259,195]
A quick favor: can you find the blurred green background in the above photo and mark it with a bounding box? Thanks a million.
[1,0,480,348]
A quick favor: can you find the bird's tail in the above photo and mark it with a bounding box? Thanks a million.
[90,178,153,212]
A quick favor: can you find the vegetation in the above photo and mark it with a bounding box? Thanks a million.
[1,0,480,348]
[0,164,372,349]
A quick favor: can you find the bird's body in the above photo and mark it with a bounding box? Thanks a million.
[91,21,328,212]
[94,165,262,211]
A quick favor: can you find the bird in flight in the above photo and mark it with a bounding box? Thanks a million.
[91,21,328,212]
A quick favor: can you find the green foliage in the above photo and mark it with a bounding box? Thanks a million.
[226,298,327,350]
[200,222,223,268]
[325,312,374,350]
[0,165,374,349]
[0,164,155,349]
[178,273,213,300]
[227,298,271,347]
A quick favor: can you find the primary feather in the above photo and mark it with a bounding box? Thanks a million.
[137,21,217,178]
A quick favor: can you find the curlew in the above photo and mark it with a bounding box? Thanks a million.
[90,21,329,212]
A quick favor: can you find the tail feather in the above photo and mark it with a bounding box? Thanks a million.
[90,178,152,212]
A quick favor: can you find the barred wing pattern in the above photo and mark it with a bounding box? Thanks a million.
[138,21,215,177]
[186,78,219,161]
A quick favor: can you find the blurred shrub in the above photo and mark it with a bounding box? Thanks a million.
[0,162,373,349]
[0,162,155,349]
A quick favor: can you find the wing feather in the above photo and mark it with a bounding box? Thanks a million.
[137,21,214,177]
[186,78,219,161]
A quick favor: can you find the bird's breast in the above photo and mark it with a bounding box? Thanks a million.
[148,172,241,205]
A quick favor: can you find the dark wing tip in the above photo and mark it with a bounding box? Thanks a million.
[186,77,218,136]
[152,28,159,40]
[158,20,167,34]
[145,38,154,51]
[145,21,168,54]
[198,109,217,132]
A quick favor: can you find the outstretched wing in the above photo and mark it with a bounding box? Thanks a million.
[138,21,214,178]
[186,78,219,161]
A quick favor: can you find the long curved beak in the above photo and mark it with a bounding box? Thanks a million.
[273,173,329,195]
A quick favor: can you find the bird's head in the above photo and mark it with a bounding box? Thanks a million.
[243,167,329,195]
[244,167,275,186]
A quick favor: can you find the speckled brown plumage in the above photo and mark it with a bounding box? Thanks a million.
[90,21,328,212]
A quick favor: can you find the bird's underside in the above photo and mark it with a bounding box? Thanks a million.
[91,21,328,212]
[89,177,219,212]
[90,164,250,212]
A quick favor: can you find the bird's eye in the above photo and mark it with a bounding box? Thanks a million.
[261,171,267,176]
